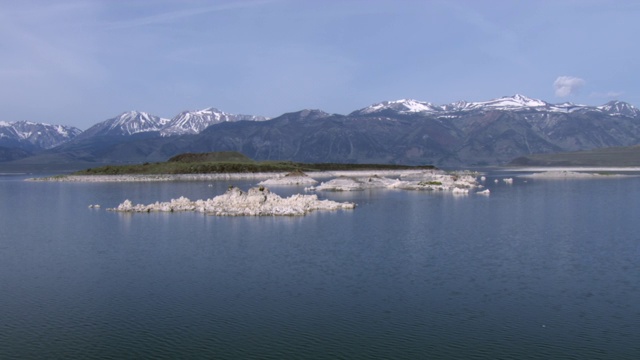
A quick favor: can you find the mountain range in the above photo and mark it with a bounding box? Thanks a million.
[3,95,640,166]
[0,121,82,161]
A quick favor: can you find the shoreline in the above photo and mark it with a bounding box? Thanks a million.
[505,166,640,172]
[25,166,640,183]
[26,169,447,182]
[519,170,630,179]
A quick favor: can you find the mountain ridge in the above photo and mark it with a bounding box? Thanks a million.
[160,108,269,136]
[0,121,82,155]
[4,95,640,166]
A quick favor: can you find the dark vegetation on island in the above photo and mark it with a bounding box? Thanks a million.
[509,144,640,167]
[73,151,436,175]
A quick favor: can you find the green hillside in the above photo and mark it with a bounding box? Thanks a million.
[73,151,435,175]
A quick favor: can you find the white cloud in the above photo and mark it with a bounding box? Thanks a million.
[553,76,586,97]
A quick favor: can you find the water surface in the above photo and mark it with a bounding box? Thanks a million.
[1,172,639,358]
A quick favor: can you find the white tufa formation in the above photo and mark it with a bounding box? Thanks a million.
[306,170,480,192]
[258,171,319,186]
[108,186,355,216]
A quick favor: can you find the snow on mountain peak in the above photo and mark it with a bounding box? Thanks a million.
[469,94,548,109]
[356,99,441,115]
[78,107,268,138]
[114,111,166,124]
[81,111,169,137]
[0,120,82,149]
[597,100,640,116]
[394,99,440,112]
[160,107,269,136]
[512,94,545,105]
[355,94,558,116]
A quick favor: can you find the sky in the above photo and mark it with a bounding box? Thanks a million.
[1,0,639,130]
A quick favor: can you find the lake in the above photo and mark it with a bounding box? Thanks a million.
[0,170,639,359]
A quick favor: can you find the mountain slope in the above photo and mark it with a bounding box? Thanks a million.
[160,108,269,136]
[34,108,269,163]
[74,108,269,140]
[0,121,82,152]
[75,111,170,139]
[0,146,33,162]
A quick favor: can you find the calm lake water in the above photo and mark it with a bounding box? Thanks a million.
[1,170,639,359]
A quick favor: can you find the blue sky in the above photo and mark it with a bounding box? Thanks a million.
[1,0,639,129]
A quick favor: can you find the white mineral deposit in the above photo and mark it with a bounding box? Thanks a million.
[109,186,355,216]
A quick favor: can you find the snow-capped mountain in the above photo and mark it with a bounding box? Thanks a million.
[77,111,171,139]
[457,94,548,111]
[597,100,640,117]
[0,120,82,150]
[0,122,21,142]
[160,108,269,136]
[353,94,553,115]
[353,99,443,115]
[5,95,640,166]
[352,94,626,116]
[74,108,269,139]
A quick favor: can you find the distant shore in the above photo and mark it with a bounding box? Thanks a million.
[27,169,436,182]
[519,171,627,179]
[508,167,640,173]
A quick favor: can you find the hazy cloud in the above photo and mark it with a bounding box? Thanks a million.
[554,76,586,97]
[590,91,624,99]
[106,0,277,29]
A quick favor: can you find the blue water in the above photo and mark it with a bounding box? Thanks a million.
[1,172,639,359]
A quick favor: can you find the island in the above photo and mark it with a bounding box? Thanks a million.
[109,186,356,216]
[70,151,436,176]
[302,170,479,193]
[30,151,438,182]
